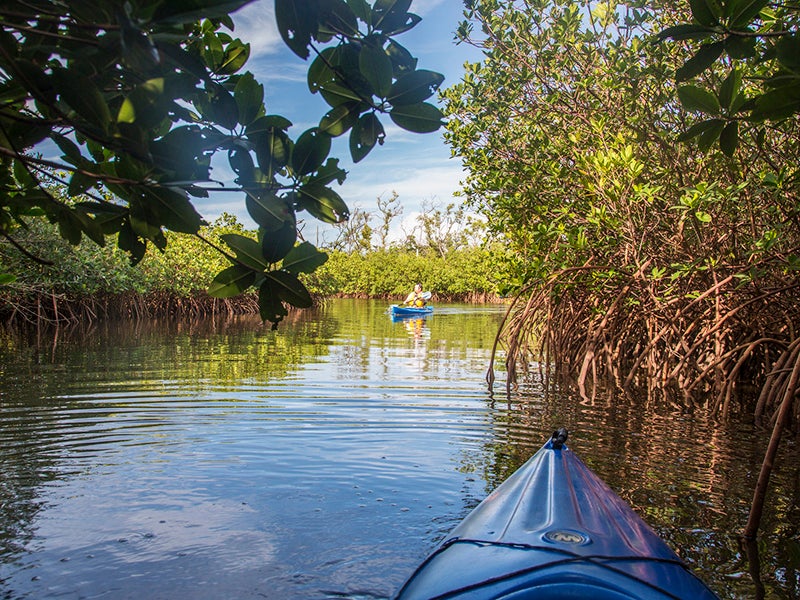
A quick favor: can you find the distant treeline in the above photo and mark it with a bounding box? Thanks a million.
[0,210,504,326]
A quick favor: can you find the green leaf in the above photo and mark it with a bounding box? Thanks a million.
[320,102,360,137]
[51,134,83,164]
[234,72,265,126]
[360,41,393,97]
[719,69,742,111]
[208,264,255,298]
[349,112,384,162]
[247,115,293,132]
[378,12,421,36]
[250,118,292,175]
[51,68,112,134]
[117,78,167,128]
[697,119,725,151]
[728,0,769,28]
[386,39,417,75]
[218,39,250,75]
[282,241,329,274]
[246,192,293,230]
[677,85,721,114]
[677,118,725,141]
[724,34,757,59]
[0,273,17,285]
[152,1,252,25]
[675,42,725,81]
[308,46,341,94]
[156,188,203,233]
[689,0,721,26]
[296,183,350,223]
[265,270,313,308]
[202,83,239,130]
[719,121,739,156]
[346,0,371,22]
[374,0,412,14]
[389,102,443,133]
[13,159,36,189]
[275,0,319,59]
[775,34,800,73]
[119,15,160,72]
[291,128,331,176]
[146,187,204,234]
[70,206,107,247]
[261,219,297,263]
[68,171,95,197]
[10,59,55,105]
[55,207,87,245]
[751,87,800,121]
[129,205,166,247]
[258,278,289,325]
[388,70,445,105]
[320,81,365,107]
[76,201,128,235]
[655,24,717,42]
[230,148,256,187]
[305,158,347,187]
[221,233,268,270]
[319,0,359,36]
[373,0,419,35]
[118,219,147,266]
[307,44,371,106]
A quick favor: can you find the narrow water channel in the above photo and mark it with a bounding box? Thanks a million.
[0,299,797,599]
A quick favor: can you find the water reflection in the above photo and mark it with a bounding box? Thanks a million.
[398,317,428,340]
[0,300,798,599]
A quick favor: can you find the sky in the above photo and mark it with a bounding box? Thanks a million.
[199,0,485,243]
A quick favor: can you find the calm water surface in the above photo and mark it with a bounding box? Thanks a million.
[0,299,798,599]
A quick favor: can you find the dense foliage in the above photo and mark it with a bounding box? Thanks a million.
[310,246,500,299]
[0,0,444,326]
[306,194,503,299]
[658,0,800,156]
[0,212,254,323]
[446,0,799,407]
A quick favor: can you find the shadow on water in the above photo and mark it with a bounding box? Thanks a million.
[0,299,798,599]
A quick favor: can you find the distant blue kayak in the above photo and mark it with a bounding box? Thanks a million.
[394,430,718,600]
[390,304,433,318]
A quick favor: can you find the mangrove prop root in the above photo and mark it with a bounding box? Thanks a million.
[743,338,800,539]
[0,290,261,326]
[488,263,800,537]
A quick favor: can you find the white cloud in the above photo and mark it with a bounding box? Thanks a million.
[412,0,449,18]
[347,163,464,207]
[231,1,281,58]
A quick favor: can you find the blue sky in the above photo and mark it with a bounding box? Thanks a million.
[203,0,484,243]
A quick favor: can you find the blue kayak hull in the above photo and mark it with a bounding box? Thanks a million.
[390,304,433,317]
[395,433,717,599]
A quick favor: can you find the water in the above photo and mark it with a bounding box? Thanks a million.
[0,299,798,599]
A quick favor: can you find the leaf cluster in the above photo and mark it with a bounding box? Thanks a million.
[0,0,443,326]
[0,211,244,297]
[658,0,800,156]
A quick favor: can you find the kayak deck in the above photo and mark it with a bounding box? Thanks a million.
[395,431,717,599]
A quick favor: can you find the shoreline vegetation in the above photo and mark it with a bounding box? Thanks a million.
[0,289,504,328]
[0,210,506,328]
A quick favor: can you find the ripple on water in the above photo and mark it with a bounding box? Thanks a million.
[1,308,797,600]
